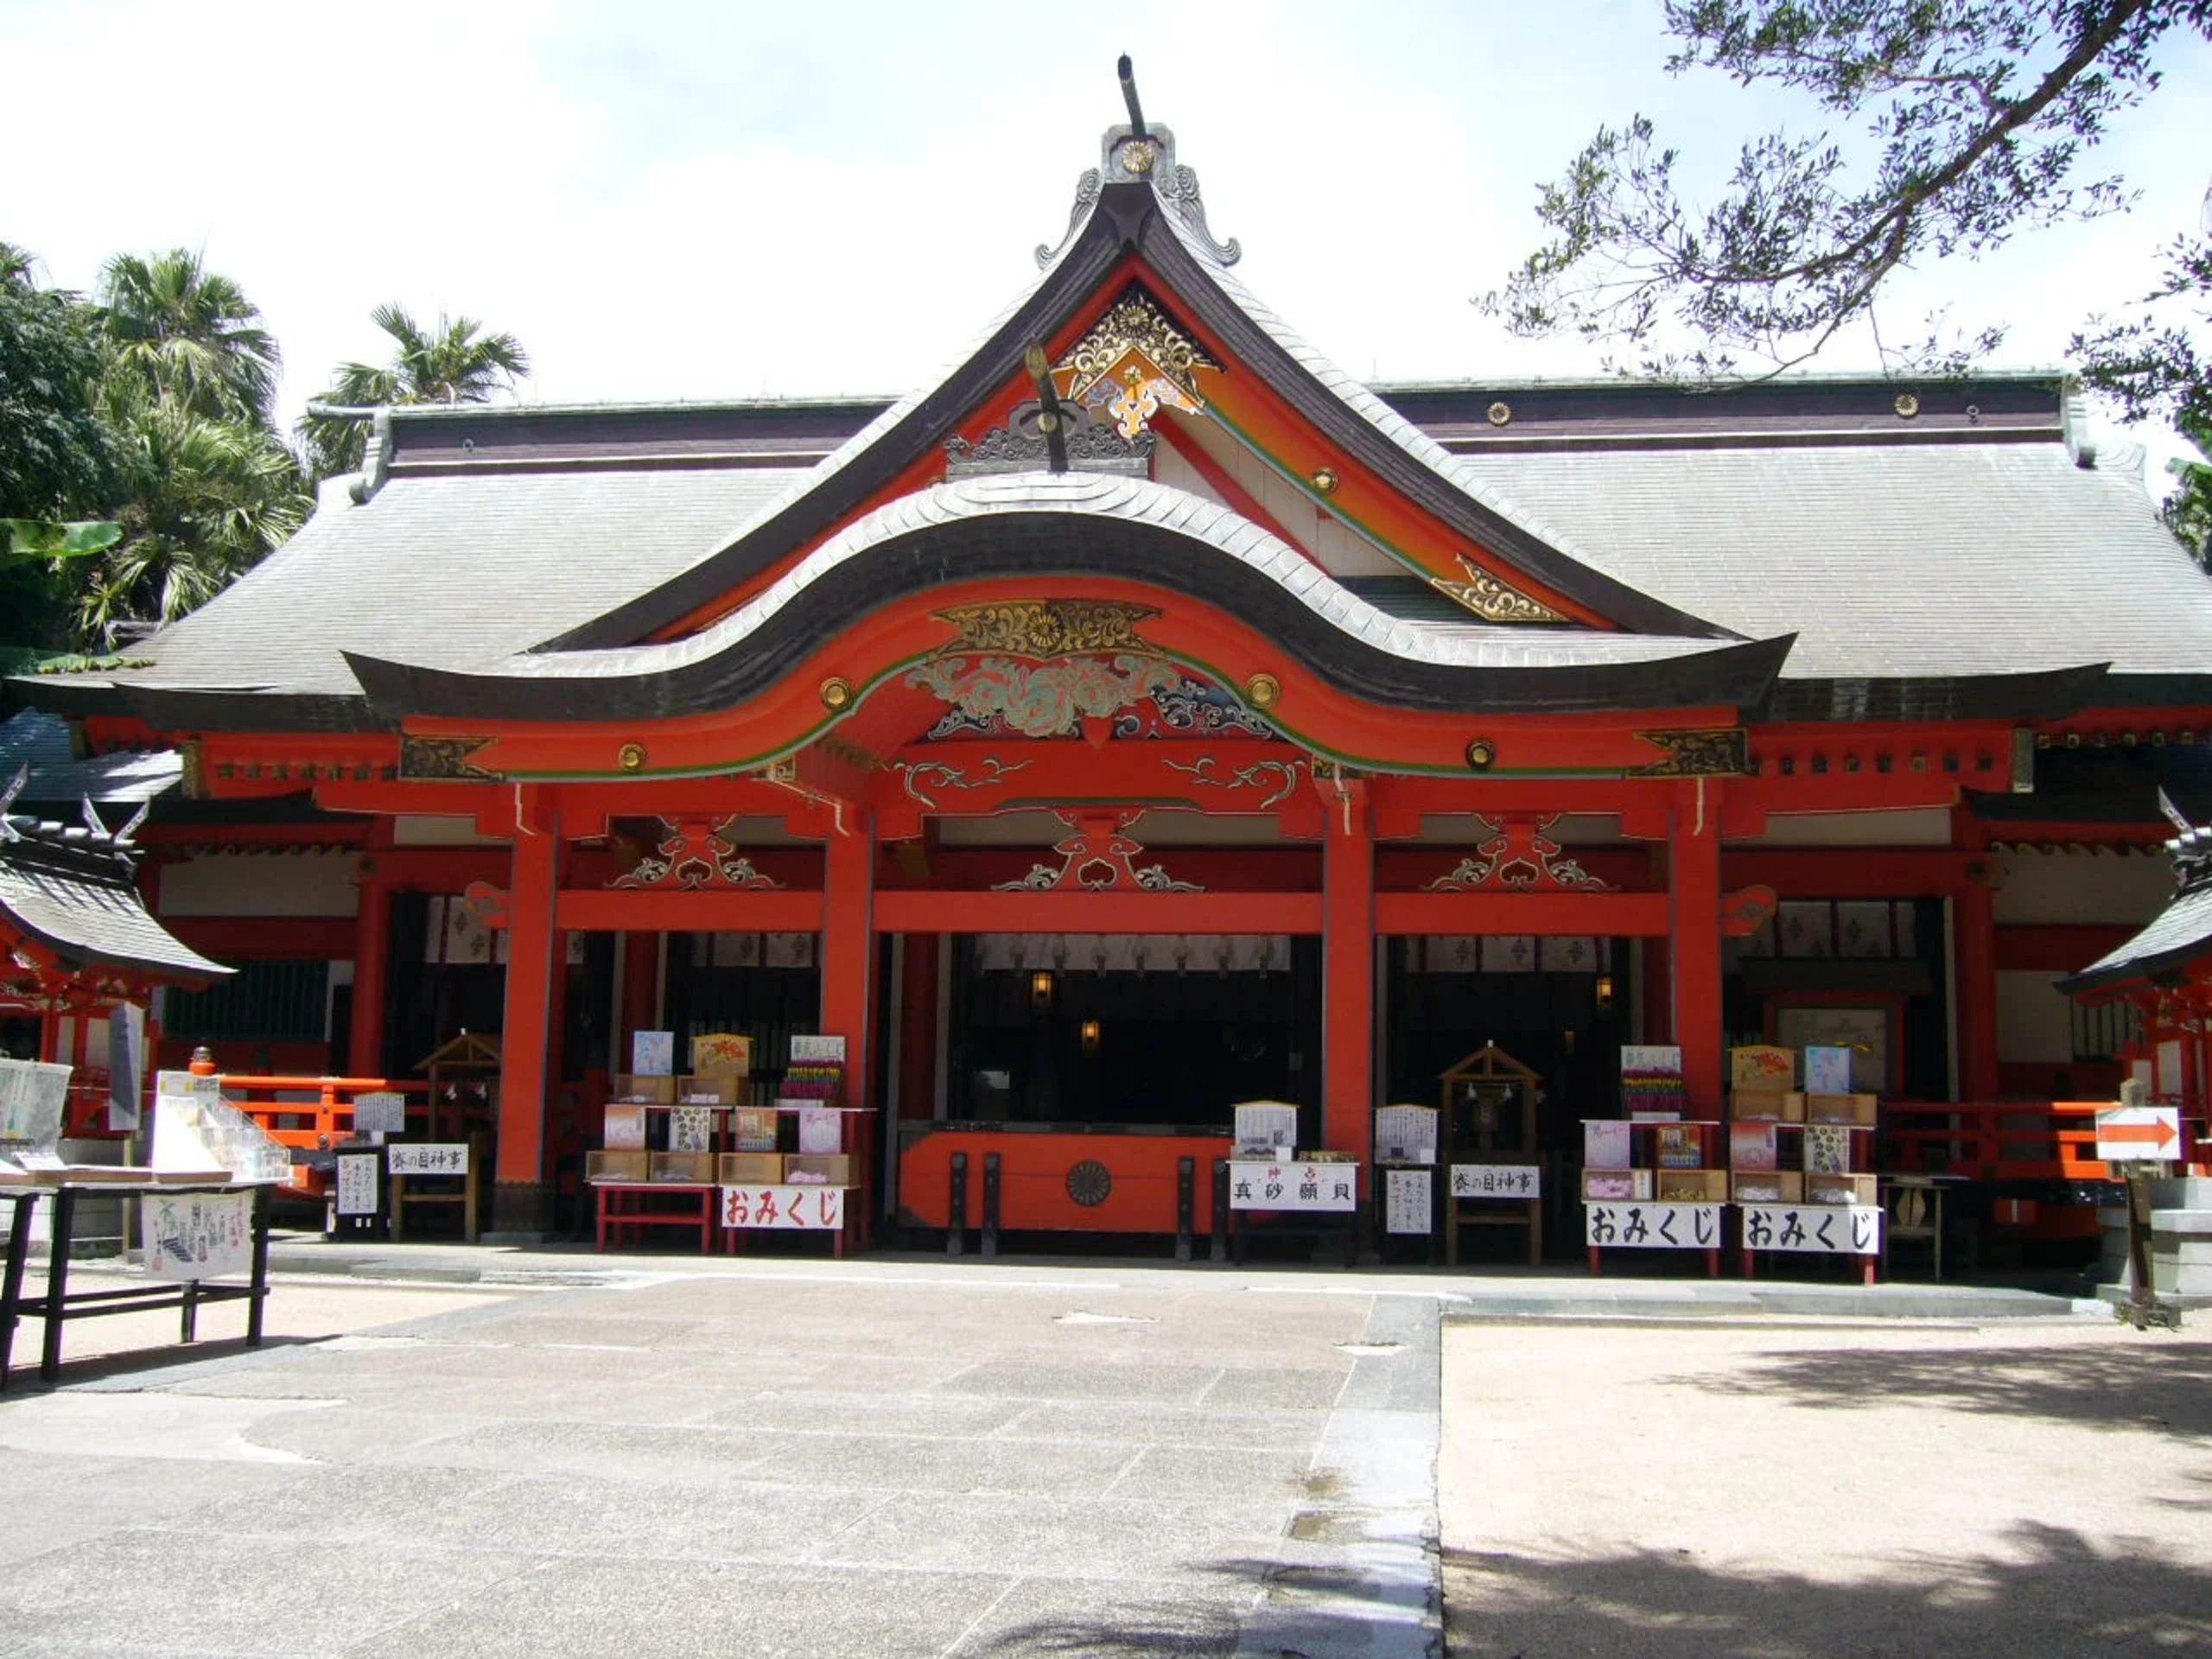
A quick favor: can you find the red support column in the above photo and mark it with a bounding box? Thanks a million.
[898,933,940,1122]
[1323,783,1376,1181]
[493,791,563,1236]
[821,816,877,1249]
[1669,779,1725,1115]
[1955,812,2000,1101]
[620,931,661,1056]
[347,871,392,1079]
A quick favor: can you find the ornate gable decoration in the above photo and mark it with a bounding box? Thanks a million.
[610,817,785,892]
[945,404,1153,478]
[1424,816,1612,893]
[934,600,1157,655]
[911,601,1184,741]
[993,810,1203,893]
[1054,289,1219,441]
[1429,555,1569,626]
[1631,728,1751,777]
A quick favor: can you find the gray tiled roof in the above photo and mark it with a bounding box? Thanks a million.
[0,711,180,804]
[416,473,1752,683]
[2056,877,2212,995]
[1448,442,2212,680]
[0,814,231,982]
[79,469,798,697]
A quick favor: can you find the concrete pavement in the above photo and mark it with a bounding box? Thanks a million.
[1440,1315,2212,1656]
[0,1258,1442,1658]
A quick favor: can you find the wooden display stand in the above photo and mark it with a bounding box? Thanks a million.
[388,1132,487,1243]
[1440,1044,1543,1267]
[1730,1046,1883,1281]
[417,1032,501,1143]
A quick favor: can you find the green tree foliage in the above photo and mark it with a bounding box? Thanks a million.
[299,303,530,479]
[0,244,308,652]
[0,245,119,652]
[96,249,281,425]
[1491,0,2212,556]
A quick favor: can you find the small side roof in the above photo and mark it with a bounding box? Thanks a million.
[2058,822,2212,997]
[0,771,230,984]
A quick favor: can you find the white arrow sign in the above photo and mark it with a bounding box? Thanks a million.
[2095,1105,2182,1164]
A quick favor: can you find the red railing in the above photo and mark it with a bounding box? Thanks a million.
[1885,1098,2209,1184]
[215,1074,429,1194]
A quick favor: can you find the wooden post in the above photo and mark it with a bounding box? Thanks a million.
[1954,810,2000,1101]
[1669,779,1725,1115]
[822,815,875,1248]
[346,871,391,1079]
[492,790,561,1237]
[1323,781,1376,1178]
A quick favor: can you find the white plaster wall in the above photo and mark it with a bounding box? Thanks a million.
[159,850,361,916]
[1732,809,1954,846]
[1992,848,2173,925]
[391,816,506,847]
[1996,969,2080,1065]
[1169,416,1402,577]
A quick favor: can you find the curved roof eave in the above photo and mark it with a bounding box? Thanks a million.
[346,473,1790,725]
[542,181,1733,654]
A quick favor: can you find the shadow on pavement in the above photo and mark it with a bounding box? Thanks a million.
[1444,1522,2212,1658]
[970,1555,1431,1657]
[1663,1340,2212,1441]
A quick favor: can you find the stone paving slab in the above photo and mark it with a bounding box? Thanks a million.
[1,1263,1441,1659]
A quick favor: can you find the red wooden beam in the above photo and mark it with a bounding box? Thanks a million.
[1377,892,1671,936]
[555,889,826,932]
[874,890,1325,934]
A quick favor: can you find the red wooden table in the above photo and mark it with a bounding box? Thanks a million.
[592,1182,717,1252]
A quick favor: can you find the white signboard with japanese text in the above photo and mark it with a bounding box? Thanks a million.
[1384,1169,1433,1235]
[143,1190,254,1281]
[1373,1106,1438,1166]
[1584,1201,1724,1250]
[335,1153,380,1217]
[387,1142,470,1177]
[720,1184,844,1230]
[1228,1160,1358,1212]
[351,1091,407,1135]
[1450,1164,1541,1200]
[1740,1203,1883,1255]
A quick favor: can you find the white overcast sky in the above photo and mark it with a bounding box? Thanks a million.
[7,0,2209,480]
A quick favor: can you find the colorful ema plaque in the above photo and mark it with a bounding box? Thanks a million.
[1228,1160,1357,1211]
[1803,1046,1855,1095]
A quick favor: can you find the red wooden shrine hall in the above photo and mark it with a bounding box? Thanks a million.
[13,80,2212,1252]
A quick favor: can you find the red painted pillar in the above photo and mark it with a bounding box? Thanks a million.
[620,932,661,1056]
[898,933,940,1122]
[493,791,562,1236]
[347,870,391,1079]
[821,817,876,1247]
[1323,784,1376,1179]
[1669,779,1725,1115]
[1955,814,2000,1101]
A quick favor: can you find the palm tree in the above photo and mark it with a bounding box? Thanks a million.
[299,303,530,478]
[96,249,279,426]
[75,395,305,646]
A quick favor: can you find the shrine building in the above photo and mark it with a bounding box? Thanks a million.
[12,82,2212,1249]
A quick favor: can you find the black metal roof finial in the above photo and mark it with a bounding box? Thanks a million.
[1118,55,1147,140]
